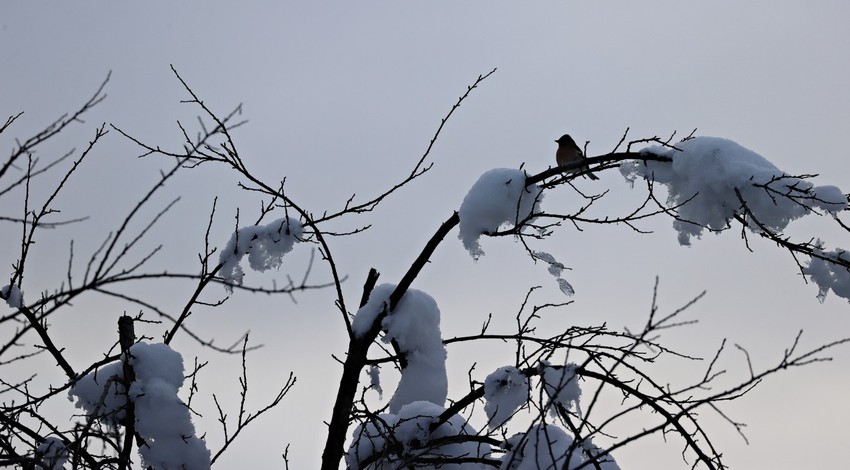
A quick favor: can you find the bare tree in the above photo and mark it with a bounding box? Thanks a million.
[0,68,847,469]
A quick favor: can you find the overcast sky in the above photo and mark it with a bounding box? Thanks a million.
[3,2,850,469]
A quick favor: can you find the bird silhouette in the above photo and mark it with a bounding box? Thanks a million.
[555,134,599,180]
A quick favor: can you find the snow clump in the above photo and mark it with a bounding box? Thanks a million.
[219,217,303,290]
[69,342,211,470]
[346,400,489,470]
[621,136,847,245]
[458,168,543,259]
[483,366,529,430]
[540,361,581,413]
[803,242,850,302]
[0,284,23,308]
[352,283,448,413]
[500,424,581,470]
[35,437,68,470]
[501,424,621,470]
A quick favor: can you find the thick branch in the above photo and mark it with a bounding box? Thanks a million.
[320,212,460,470]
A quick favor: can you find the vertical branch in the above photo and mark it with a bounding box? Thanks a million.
[320,211,460,470]
[117,315,136,470]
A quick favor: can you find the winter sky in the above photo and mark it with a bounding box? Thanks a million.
[2,2,850,469]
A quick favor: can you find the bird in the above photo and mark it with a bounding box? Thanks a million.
[555,134,599,180]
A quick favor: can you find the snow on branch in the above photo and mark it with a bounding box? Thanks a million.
[804,242,850,302]
[501,424,579,470]
[345,400,489,470]
[352,284,448,413]
[483,366,529,430]
[35,437,68,470]
[0,284,23,308]
[219,217,303,290]
[540,361,581,414]
[622,136,847,245]
[69,342,211,470]
[458,168,543,259]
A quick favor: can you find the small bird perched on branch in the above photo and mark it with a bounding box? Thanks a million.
[555,134,599,180]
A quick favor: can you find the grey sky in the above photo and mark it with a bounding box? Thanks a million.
[2,2,849,468]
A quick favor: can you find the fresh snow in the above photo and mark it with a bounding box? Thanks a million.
[69,342,210,470]
[458,168,543,259]
[804,242,850,302]
[457,170,575,295]
[351,283,395,338]
[219,217,303,289]
[67,360,126,424]
[483,366,529,430]
[622,136,847,245]
[346,400,489,469]
[540,362,581,413]
[622,136,849,302]
[352,283,448,413]
[500,424,581,470]
[129,343,210,470]
[579,440,622,470]
[500,424,620,470]
[0,284,23,308]
[36,437,67,470]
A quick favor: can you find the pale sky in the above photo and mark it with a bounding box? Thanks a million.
[2,2,849,469]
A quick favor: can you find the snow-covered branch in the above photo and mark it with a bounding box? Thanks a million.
[3,69,849,470]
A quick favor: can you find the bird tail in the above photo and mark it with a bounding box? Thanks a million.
[581,165,600,180]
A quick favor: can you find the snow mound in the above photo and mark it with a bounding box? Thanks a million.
[352,284,448,413]
[458,168,543,259]
[36,437,67,470]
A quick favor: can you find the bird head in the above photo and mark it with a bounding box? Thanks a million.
[555,134,577,146]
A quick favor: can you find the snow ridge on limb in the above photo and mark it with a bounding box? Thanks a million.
[458,168,543,260]
[622,136,850,301]
[622,136,847,245]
